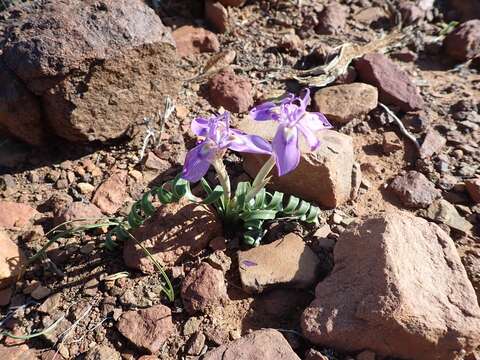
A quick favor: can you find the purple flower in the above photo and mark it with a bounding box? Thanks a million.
[182,112,272,182]
[250,89,332,176]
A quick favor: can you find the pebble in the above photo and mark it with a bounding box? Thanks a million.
[31,286,52,300]
[77,182,95,194]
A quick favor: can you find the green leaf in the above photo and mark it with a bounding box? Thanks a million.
[202,185,224,205]
[254,188,266,209]
[294,200,310,217]
[240,209,277,222]
[284,196,300,213]
[305,206,320,223]
[267,191,283,210]
[234,182,251,210]
[141,192,156,217]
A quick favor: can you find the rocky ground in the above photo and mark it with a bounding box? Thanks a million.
[0,0,480,359]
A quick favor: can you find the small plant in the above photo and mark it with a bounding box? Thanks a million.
[124,88,332,246]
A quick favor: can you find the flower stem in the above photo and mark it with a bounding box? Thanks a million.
[212,158,231,212]
[245,156,276,203]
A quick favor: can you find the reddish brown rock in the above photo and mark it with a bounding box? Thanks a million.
[84,345,121,360]
[0,344,37,360]
[201,329,301,360]
[316,3,348,35]
[355,53,424,112]
[205,0,229,33]
[382,131,403,154]
[239,118,355,208]
[92,170,128,215]
[117,305,174,354]
[389,171,441,209]
[1,0,178,143]
[208,68,253,113]
[0,286,13,306]
[0,60,44,146]
[444,20,480,62]
[173,26,220,57]
[123,197,223,273]
[0,201,37,229]
[278,34,305,55]
[419,128,446,158]
[465,178,480,203]
[301,211,480,360]
[181,262,228,315]
[398,2,425,24]
[53,201,103,227]
[313,83,378,124]
[448,0,480,21]
[238,233,319,294]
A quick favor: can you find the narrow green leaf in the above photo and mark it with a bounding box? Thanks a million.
[284,196,300,213]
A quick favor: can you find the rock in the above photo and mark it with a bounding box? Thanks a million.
[354,53,424,112]
[172,26,220,57]
[205,0,229,33]
[444,20,480,62]
[181,262,228,315]
[84,345,121,360]
[92,171,128,215]
[382,131,403,154]
[0,344,37,360]
[0,60,44,145]
[123,197,223,273]
[356,350,376,360]
[301,211,480,360]
[389,171,441,208]
[0,287,13,306]
[0,201,37,229]
[117,304,174,354]
[238,233,319,294]
[426,199,473,234]
[391,49,418,62]
[466,178,480,203]
[278,34,304,55]
[419,129,446,159]
[77,182,95,195]
[218,0,245,6]
[313,83,378,124]
[316,3,348,35]
[239,119,354,208]
[186,332,206,356]
[54,201,103,227]
[208,68,253,113]
[398,2,425,24]
[31,286,51,300]
[448,0,480,21]
[354,7,388,26]
[1,0,179,143]
[0,174,16,195]
[305,349,329,360]
[201,329,301,360]
[0,231,25,289]
[38,293,62,315]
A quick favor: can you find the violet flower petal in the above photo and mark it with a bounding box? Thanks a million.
[228,130,272,155]
[191,117,210,137]
[181,141,214,182]
[297,122,320,151]
[272,124,300,176]
[249,101,279,121]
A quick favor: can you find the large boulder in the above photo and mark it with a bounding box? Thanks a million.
[301,211,480,360]
[0,60,44,145]
[238,119,355,208]
[123,197,223,273]
[0,0,179,144]
[201,329,301,360]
